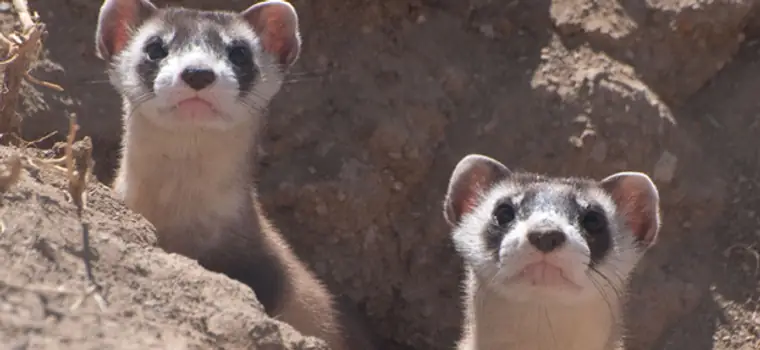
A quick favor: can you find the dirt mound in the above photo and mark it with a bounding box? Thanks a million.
[0,146,328,349]
[3,0,760,349]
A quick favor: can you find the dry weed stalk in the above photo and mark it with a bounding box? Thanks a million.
[65,118,106,310]
[0,154,22,234]
[55,115,104,308]
[0,154,22,194]
[59,115,92,216]
[10,116,106,310]
[0,0,107,312]
[0,0,62,145]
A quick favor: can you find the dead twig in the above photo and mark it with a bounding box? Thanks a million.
[0,279,82,296]
[62,115,88,214]
[1,279,107,313]
[69,284,107,312]
[0,33,14,51]
[17,116,105,309]
[0,154,21,233]
[25,72,63,92]
[0,0,50,145]
[10,129,57,149]
[23,118,92,189]
[12,0,35,31]
[0,51,17,65]
[0,0,107,314]
[59,115,106,309]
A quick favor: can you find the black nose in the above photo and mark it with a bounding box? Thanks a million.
[527,230,566,253]
[181,67,216,90]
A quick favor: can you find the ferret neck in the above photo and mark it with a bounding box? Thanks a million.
[115,111,260,255]
[122,111,258,177]
[465,277,621,350]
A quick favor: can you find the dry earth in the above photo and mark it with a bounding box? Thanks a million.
[0,147,329,350]
[2,0,760,349]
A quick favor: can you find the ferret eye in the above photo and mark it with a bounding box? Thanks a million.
[144,37,168,61]
[581,210,607,233]
[492,203,515,226]
[227,44,252,66]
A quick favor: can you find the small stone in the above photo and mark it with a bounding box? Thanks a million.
[574,114,590,124]
[406,147,420,159]
[479,24,495,38]
[315,202,328,216]
[0,3,11,12]
[482,118,498,134]
[653,151,678,183]
[568,136,583,148]
[388,152,402,160]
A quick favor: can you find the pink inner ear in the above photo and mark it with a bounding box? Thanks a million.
[459,187,481,218]
[608,181,658,245]
[111,17,131,54]
[445,176,482,225]
[98,0,146,60]
[260,16,294,62]
[452,172,492,222]
[621,193,651,241]
[445,155,511,225]
[244,3,299,66]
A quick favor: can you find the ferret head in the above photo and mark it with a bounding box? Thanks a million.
[95,0,300,131]
[444,154,661,304]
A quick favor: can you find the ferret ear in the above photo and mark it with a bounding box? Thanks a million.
[241,0,301,67]
[600,172,661,248]
[95,0,157,61]
[444,154,511,226]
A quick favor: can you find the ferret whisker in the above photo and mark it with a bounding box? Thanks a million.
[259,63,330,75]
[596,265,627,294]
[593,262,630,290]
[532,304,543,350]
[579,251,626,298]
[282,76,323,84]
[236,99,265,115]
[126,93,156,117]
[287,69,330,77]
[83,79,112,85]
[586,270,619,326]
[475,270,501,312]
[473,283,488,315]
[245,90,271,106]
[587,264,625,298]
[543,306,558,350]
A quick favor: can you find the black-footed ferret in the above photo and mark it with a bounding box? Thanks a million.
[443,154,661,350]
[94,0,373,348]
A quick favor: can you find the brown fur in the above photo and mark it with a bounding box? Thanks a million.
[112,109,350,349]
[94,0,379,347]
